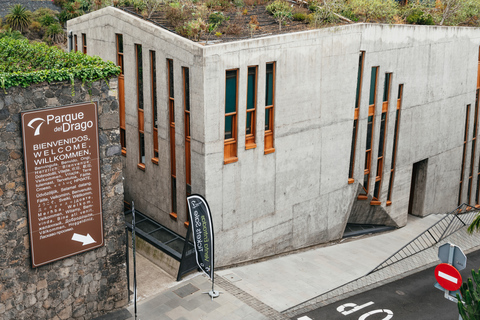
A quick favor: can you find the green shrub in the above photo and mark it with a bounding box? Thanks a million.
[44,23,65,44]
[406,9,434,25]
[0,28,25,40]
[233,0,245,7]
[5,4,32,32]
[0,37,120,91]
[39,14,58,27]
[293,12,307,21]
[266,0,293,30]
[209,12,226,25]
[347,0,399,22]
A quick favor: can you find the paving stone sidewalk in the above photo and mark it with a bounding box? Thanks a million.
[98,219,480,320]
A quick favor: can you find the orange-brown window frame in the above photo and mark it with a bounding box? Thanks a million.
[371,72,392,205]
[459,104,471,205]
[386,84,404,206]
[150,50,159,164]
[116,34,126,156]
[358,66,378,200]
[264,62,275,154]
[348,51,365,184]
[82,33,87,54]
[224,69,238,164]
[246,66,258,149]
[136,44,145,170]
[168,59,177,218]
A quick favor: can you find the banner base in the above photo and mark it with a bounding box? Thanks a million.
[204,290,221,300]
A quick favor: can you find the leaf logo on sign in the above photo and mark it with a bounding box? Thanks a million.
[27,117,45,136]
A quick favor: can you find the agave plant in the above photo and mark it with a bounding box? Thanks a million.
[457,268,480,320]
[5,4,32,32]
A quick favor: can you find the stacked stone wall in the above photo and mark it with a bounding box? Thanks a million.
[0,78,127,319]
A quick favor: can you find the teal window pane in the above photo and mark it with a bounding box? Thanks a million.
[136,44,143,110]
[225,70,237,114]
[265,109,270,130]
[246,112,252,135]
[184,68,190,111]
[369,67,377,105]
[265,63,274,106]
[247,68,256,110]
[225,115,233,139]
[383,73,391,102]
[355,53,363,107]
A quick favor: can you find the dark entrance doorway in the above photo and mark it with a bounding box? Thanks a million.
[408,158,428,216]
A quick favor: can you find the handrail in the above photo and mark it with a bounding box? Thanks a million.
[368,203,479,275]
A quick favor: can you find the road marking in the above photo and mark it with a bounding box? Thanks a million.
[438,271,458,284]
[358,309,393,320]
[337,301,375,315]
[297,317,312,320]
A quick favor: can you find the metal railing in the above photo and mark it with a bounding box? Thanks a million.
[368,203,480,275]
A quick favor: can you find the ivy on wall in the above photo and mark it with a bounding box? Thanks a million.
[0,37,120,92]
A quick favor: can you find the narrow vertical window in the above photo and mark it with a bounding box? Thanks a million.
[475,47,480,207]
[151,50,159,164]
[264,62,275,154]
[82,33,87,54]
[224,69,238,164]
[74,35,78,52]
[246,66,257,149]
[136,44,145,169]
[469,96,479,204]
[183,67,191,196]
[168,59,177,217]
[349,51,365,184]
[358,66,378,200]
[116,34,126,156]
[459,104,471,205]
[372,73,392,205]
[386,84,404,206]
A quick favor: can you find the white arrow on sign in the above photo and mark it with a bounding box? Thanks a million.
[72,233,96,246]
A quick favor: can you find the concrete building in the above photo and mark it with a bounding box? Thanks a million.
[68,7,480,267]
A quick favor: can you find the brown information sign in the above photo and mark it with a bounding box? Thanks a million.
[22,102,104,268]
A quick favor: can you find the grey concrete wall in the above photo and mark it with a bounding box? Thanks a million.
[0,79,127,319]
[68,7,206,237]
[69,8,480,268]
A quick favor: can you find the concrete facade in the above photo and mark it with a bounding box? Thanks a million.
[0,78,128,319]
[69,7,480,267]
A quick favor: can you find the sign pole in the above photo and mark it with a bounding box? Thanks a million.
[132,201,137,319]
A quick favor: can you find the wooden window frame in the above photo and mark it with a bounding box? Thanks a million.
[82,33,87,54]
[116,34,126,156]
[136,44,145,170]
[150,50,159,164]
[74,34,78,52]
[386,84,404,206]
[358,66,378,200]
[224,69,239,164]
[459,104,471,206]
[349,51,365,184]
[168,59,177,219]
[264,62,276,154]
[246,66,258,149]
[371,73,392,205]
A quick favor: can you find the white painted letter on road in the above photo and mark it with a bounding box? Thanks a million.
[337,302,375,316]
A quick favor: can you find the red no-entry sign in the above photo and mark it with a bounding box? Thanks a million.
[435,263,462,291]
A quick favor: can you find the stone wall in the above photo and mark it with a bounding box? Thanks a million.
[0,78,127,319]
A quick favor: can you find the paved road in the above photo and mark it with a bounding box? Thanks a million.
[295,248,480,320]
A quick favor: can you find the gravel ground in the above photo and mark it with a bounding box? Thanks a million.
[0,0,61,18]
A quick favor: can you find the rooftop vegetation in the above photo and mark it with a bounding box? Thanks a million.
[2,0,480,44]
[0,37,120,91]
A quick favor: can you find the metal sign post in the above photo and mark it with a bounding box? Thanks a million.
[132,201,138,319]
